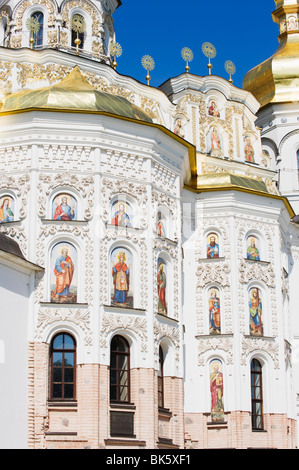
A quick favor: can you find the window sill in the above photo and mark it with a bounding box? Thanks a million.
[48,400,77,409]
[244,258,270,265]
[252,428,267,433]
[156,312,178,323]
[110,402,136,410]
[105,438,146,447]
[207,421,228,429]
[158,407,172,419]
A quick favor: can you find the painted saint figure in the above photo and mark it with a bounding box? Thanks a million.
[112,250,130,306]
[244,136,255,163]
[210,126,221,151]
[0,197,14,223]
[207,234,219,259]
[111,201,132,227]
[157,211,166,237]
[208,100,220,118]
[209,288,221,334]
[173,118,185,138]
[249,288,263,336]
[52,247,75,302]
[53,195,76,221]
[157,260,167,315]
[247,237,260,261]
[210,360,224,422]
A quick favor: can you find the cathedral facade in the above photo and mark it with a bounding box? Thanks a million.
[0,0,298,449]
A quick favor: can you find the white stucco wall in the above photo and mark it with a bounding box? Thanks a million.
[0,260,34,449]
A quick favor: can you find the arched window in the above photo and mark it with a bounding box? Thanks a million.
[31,11,44,48]
[250,359,264,430]
[110,335,130,403]
[158,346,164,408]
[50,333,76,400]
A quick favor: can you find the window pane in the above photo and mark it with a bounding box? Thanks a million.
[255,415,262,429]
[64,384,74,399]
[53,367,62,383]
[119,356,128,371]
[119,370,128,387]
[110,354,116,369]
[119,385,128,401]
[254,374,261,387]
[64,352,74,367]
[53,352,62,366]
[53,383,62,399]
[64,335,75,349]
[53,335,63,349]
[64,368,74,383]
[110,370,117,385]
[110,386,117,401]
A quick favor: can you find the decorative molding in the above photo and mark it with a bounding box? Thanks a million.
[35,306,92,345]
[241,336,279,369]
[100,313,148,354]
[197,335,233,366]
[38,172,94,220]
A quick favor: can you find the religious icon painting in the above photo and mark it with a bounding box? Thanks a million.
[156,211,167,238]
[209,126,222,152]
[111,247,133,308]
[52,193,77,221]
[210,359,224,422]
[0,195,14,223]
[244,135,255,163]
[207,100,220,118]
[173,118,185,138]
[246,236,260,261]
[207,233,219,259]
[208,287,221,334]
[111,200,133,228]
[51,242,77,304]
[157,257,167,315]
[249,287,263,336]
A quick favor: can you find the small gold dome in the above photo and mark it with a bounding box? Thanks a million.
[0,66,153,123]
[243,1,299,108]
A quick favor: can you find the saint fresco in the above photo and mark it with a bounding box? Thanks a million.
[52,193,76,221]
[207,233,219,258]
[210,126,221,151]
[244,136,255,163]
[111,248,133,307]
[173,118,185,138]
[51,242,77,303]
[209,287,221,334]
[247,236,260,261]
[249,287,263,336]
[157,258,167,315]
[0,196,14,223]
[208,100,220,118]
[156,211,166,237]
[210,359,224,422]
[111,200,132,227]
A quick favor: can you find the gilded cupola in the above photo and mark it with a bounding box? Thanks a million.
[243,0,299,108]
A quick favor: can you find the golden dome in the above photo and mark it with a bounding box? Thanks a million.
[243,0,299,108]
[0,66,153,123]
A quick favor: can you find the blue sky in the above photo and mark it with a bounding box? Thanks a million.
[113,0,279,90]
